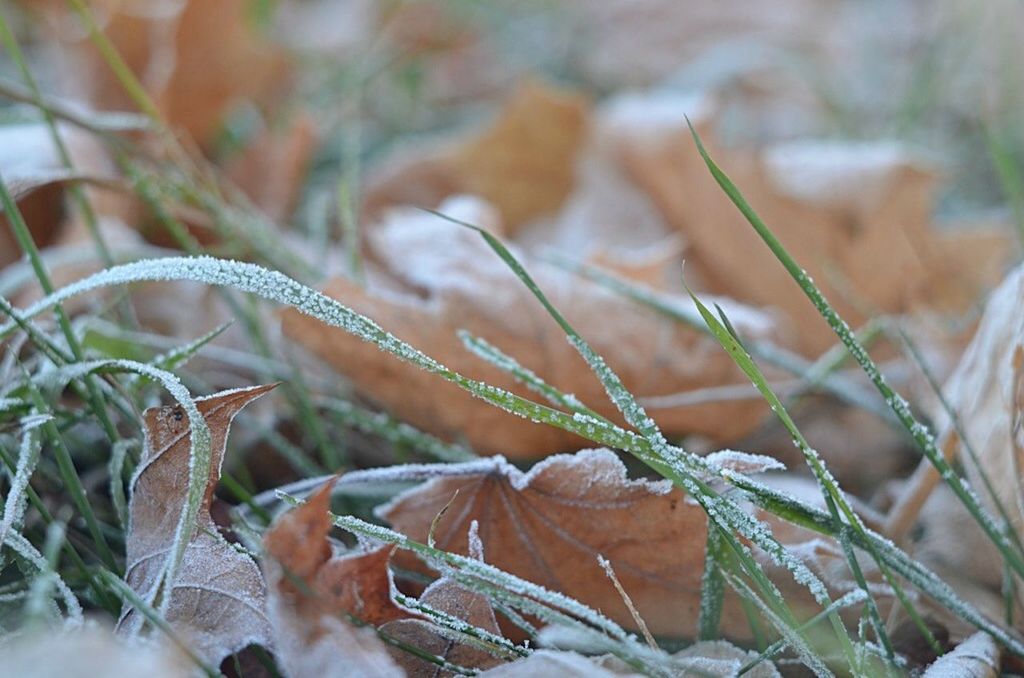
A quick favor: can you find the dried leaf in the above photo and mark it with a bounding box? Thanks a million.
[264,481,415,628]
[0,123,117,269]
[673,640,781,677]
[942,263,1024,538]
[448,81,589,232]
[381,575,505,676]
[119,384,275,667]
[598,90,1012,355]
[379,448,730,639]
[35,0,292,147]
[364,81,589,233]
[923,632,1000,678]
[223,113,317,223]
[262,481,406,677]
[380,450,885,642]
[282,197,774,457]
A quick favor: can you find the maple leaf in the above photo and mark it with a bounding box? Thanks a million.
[379,448,723,638]
[119,384,275,668]
[379,449,886,642]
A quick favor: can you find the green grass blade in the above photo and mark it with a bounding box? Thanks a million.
[687,119,1024,582]
[697,527,726,641]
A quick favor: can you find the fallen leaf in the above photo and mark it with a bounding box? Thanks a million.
[514,142,681,289]
[119,384,276,668]
[923,631,1000,678]
[262,480,407,677]
[380,450,889,643]
[447,81,589,232]
[263,480,415,628]
[379,448,734,639]
[597,90,1013,355]
[381,566,506,676]
[0,122,119,270]
[363,81,589,233]
[673,640,781,677]
[377,518,507,675]
[941,263,1024,542]
[282,196,775,457]
[34,0,292,148]
[223,112,317,224]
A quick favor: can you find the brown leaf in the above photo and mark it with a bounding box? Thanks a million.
[119,384,276,667]
[381,576,506,676]
[0,123,120,270]
[380,450,886,643]
[263,480,415,628]
[448,81,589,232]
[34,0,292,148]
[223,113,318,224]
[379,448,728,639]
[380,521,506,676]
[598,91,1013,355]
[282,197,774,457]
[942,263,1024,542]
[363,81,589,233]
[262,481,407,677]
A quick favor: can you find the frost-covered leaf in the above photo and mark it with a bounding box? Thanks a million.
[598,90,1011,356]
[282,197,773,457]
[0,123,116,270]
[942,263,1024,539]
[703,449,785,475]
[923,632,999,678]
[673,640,781,677]
[383,578,506,675]
[380,448,726,639]
[262,481,405,677]
[263,480,415,628]
[379,449,882,642]
[119,384,275,667]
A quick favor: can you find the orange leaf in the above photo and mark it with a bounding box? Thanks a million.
[262,480,408,676]
[379,449,721,639]
[282,197,774,458]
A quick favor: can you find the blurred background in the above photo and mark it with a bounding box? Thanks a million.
[3,0,1024,486]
